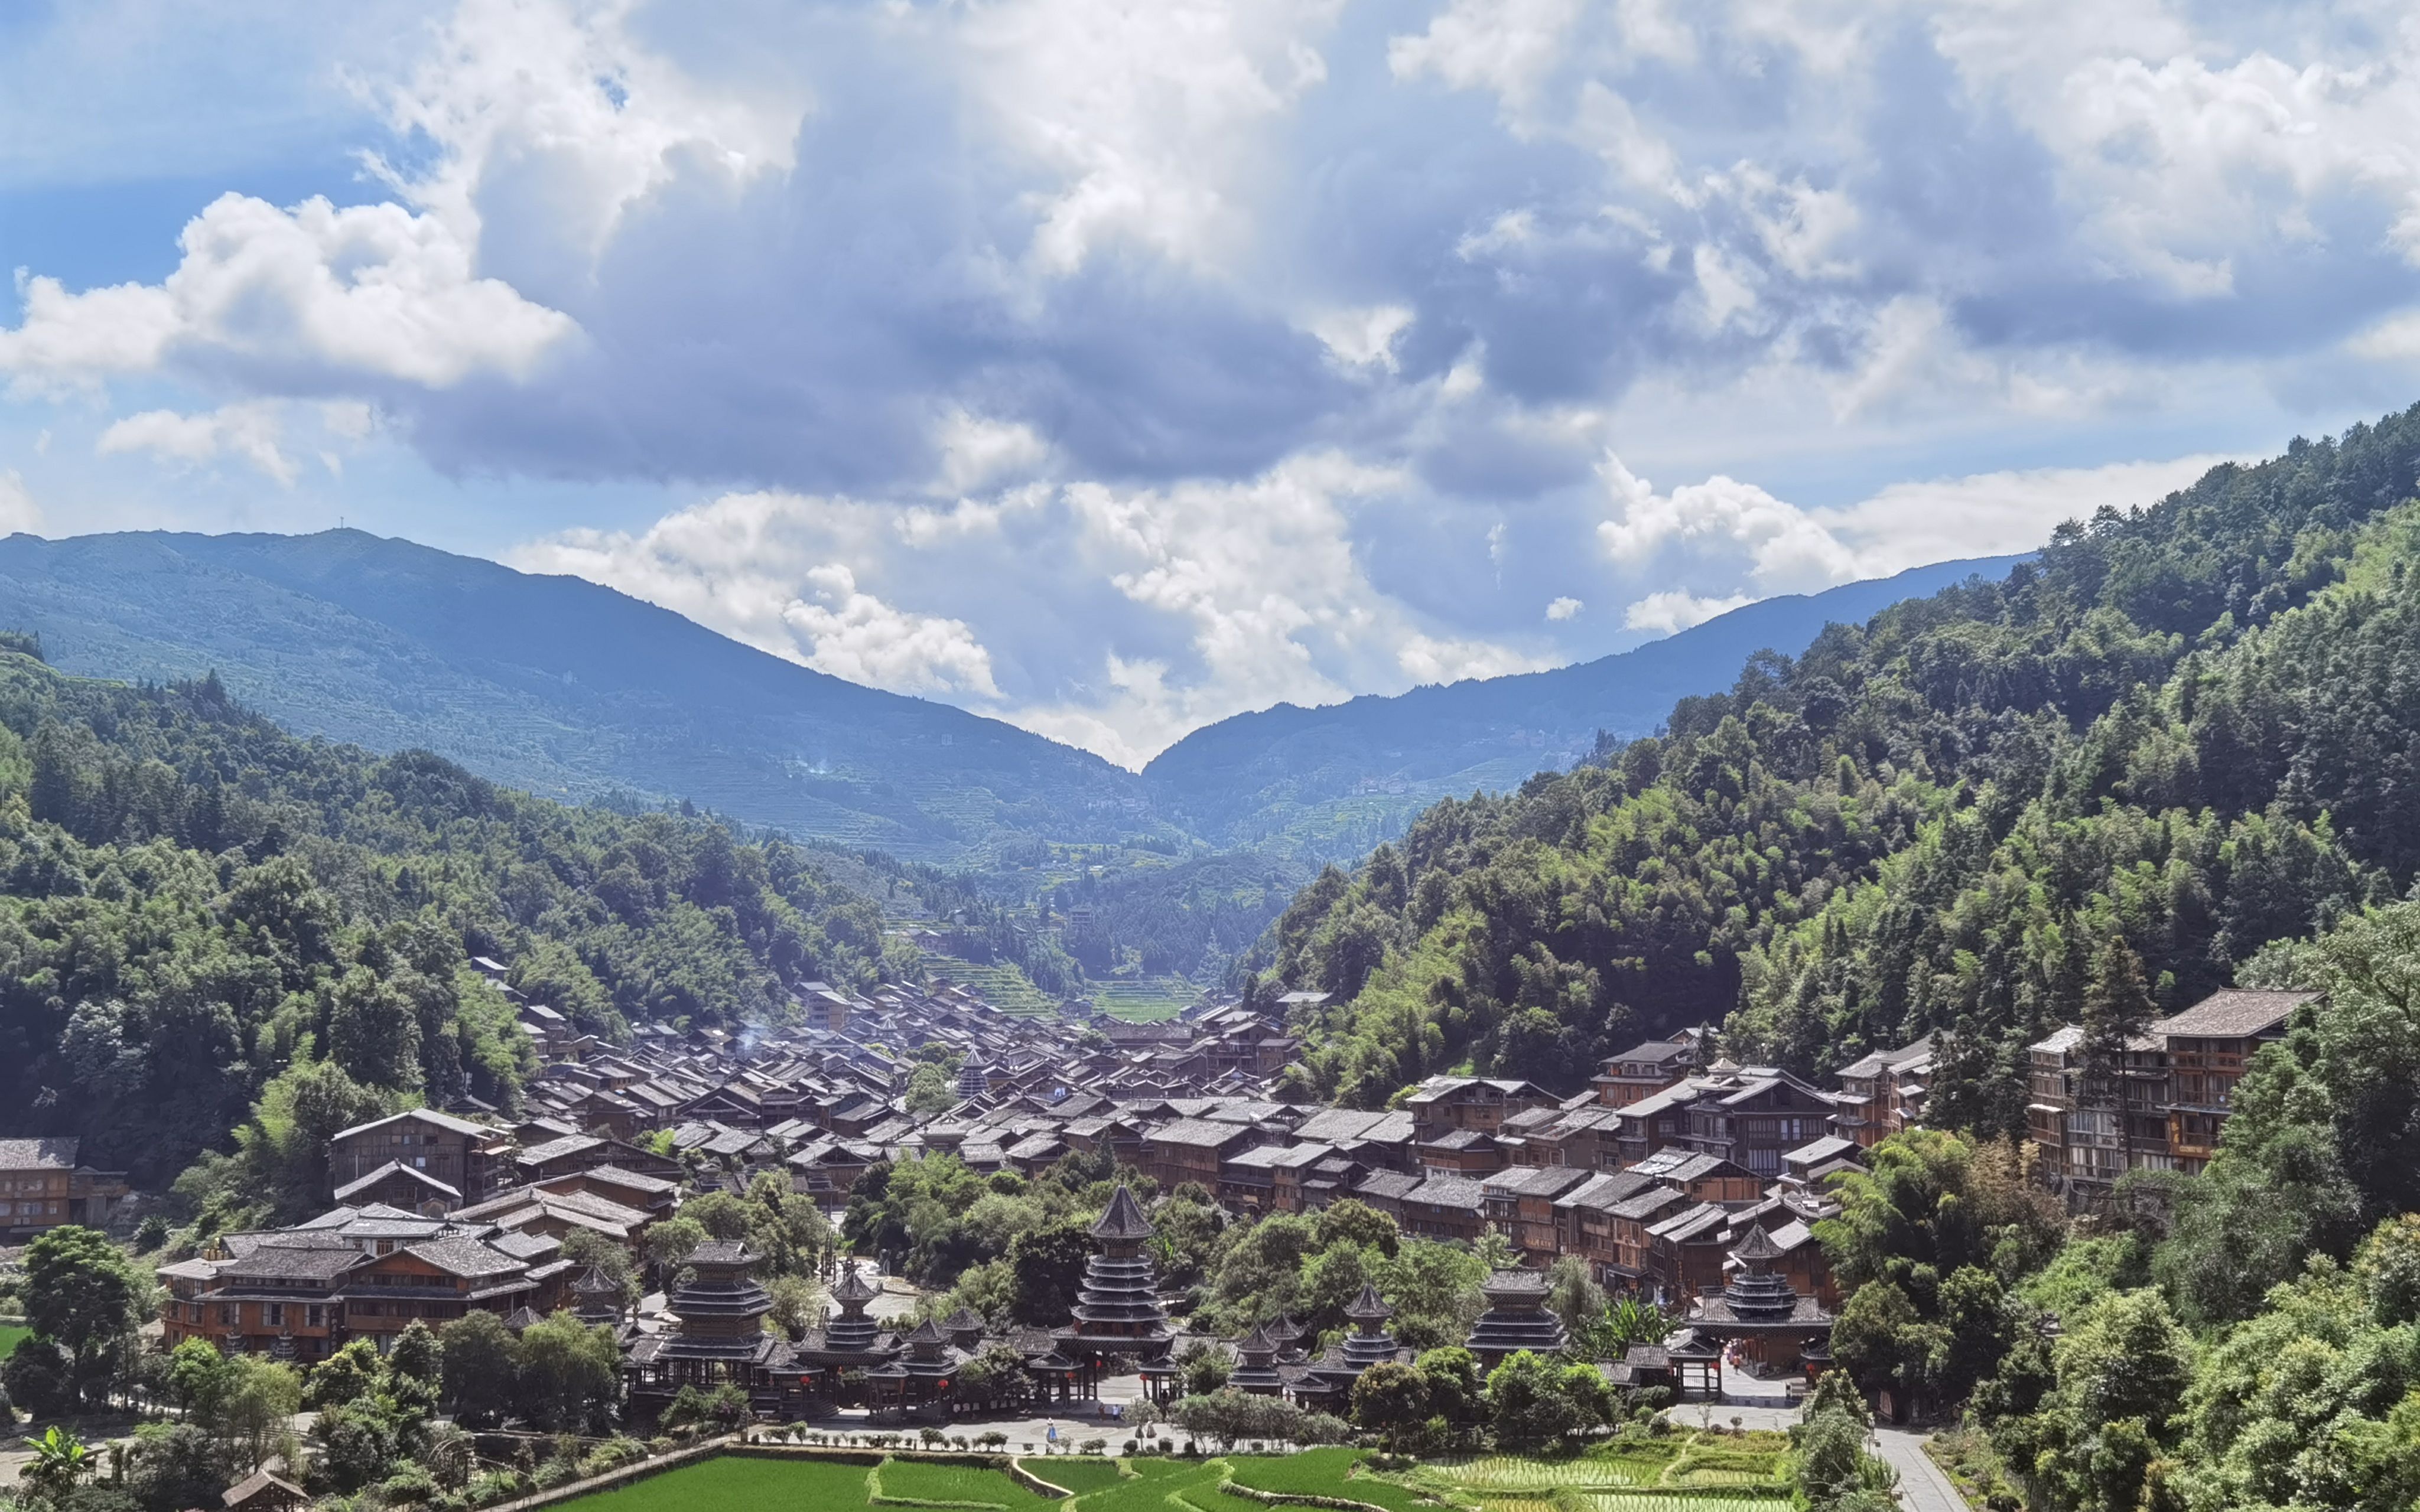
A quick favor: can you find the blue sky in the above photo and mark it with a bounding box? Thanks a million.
[5,0,2420,765]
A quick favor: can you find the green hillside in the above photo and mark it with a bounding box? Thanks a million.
[1144,555,2027,856]
[0,646,900,1197]
[0,529,1162,865]
[1264,406,2420,1119]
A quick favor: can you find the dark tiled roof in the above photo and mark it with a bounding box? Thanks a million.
[2149,988,2318,1039]
[1092,1184,1156,1241]
[0,1137,79,1171]
[405,1238,523,1278]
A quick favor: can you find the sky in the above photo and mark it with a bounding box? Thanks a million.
[5,1,2420,767]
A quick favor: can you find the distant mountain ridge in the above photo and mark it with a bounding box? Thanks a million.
[1144,555,2029,851]
[0,529,2018,863]
[0,529,1154,862]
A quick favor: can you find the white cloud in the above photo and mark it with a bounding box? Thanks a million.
[1624,589,1754,634]
[1595,448,2243,636]
[1388,0,1583,122]
[369,0,806,289]
[1309,305,1415,371]
[511,490,1001,702]
[0,470,41,535]
[1545,595,1582,620]
[1397,632,1550,685]
[783,565,1002,700]
[1811,453,2239,575]
[1597,452,1862,596]
[933,410,1052,497]
[965,0,1341,276]
[97,401,299,484]
[0,194,574,391]
[2348,309,2420,360]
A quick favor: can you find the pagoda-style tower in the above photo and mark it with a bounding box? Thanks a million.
[1054,1185,1176,1396]
[572,1266,624,1328]
[643,1240,782,1397]
[1264,1315,1308,1363]
[1682,1224,1833,1380]
[824,1265,884,1354]
[942,1306,987,1354]
[1339,1283,1402,1373]
[1464,1269,1568,1368]
[773,1261,904,1409]
[1298,1283,1408,1410]
[1228,1325,1283,1396]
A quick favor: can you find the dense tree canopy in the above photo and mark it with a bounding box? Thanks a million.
[0,650,899,1188]
[1263,409,2420,1112]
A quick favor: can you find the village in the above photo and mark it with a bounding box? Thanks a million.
[0,956,2305,1446]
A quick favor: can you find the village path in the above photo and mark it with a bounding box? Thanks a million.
[1873,1429,1965,1512]
[1658,1405,1964,1512]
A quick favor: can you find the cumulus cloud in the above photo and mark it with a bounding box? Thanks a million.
[1050,451,1551,757]
[1811,454,2241,575]
[0,194,575,393]
[1596,454,1861,598]
[512,491,1002,702]
[97,402,299,484]
[1624,590,1754,634]
[0,471,41,535]
[1595,448,2245,633]
[5,0,2418,751]
[517,448,1553,767]
[783,565,1002,700]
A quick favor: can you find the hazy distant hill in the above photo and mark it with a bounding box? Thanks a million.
[0,529,1159,862]
[0,529,2015,866]
[1142,555,2029,852]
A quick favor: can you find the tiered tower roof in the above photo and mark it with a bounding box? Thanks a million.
[1055,1184,1175,1364]
[1228,1324,1283,1394]
[659,1241,775,1364]
[1465,1268,1567,1366]
[823,1263,884,1354]
[1340,1282,1401,1371]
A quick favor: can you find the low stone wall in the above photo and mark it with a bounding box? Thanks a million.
[482,1435,736,1512]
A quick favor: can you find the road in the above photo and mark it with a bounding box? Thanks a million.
[1658,1405,1967,1512]
[1874,1429,1967,1512]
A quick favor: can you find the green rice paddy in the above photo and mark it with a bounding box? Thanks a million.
[548,1437,1790,1512]
[1020,1460,1131,1495]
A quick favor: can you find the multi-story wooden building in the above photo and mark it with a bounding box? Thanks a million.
[2149,989,2313,1172]
[1140,1117,1261,1193]
[341,1236,547,1346]
[2027,988,2318,1194]
[1589,1032,1707,1107]
[0,1138,126,1240]
[158,1241,357,1361]
[1481,1165,1596,1265]
[160,1227,562,1360]
[1403,1077,1556,1135]
[1396,1174,1487,1243]
[1829,1034,1934,1148]
[1670,1065,1833,1180]
[328,1110,509,1207]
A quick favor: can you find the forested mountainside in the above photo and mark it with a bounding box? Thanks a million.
[0,529,1159,863]
[0,530,2003,872]
[1145,555,2025,857]
[1263,407,2420,1121]
[0,644,902,1187]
